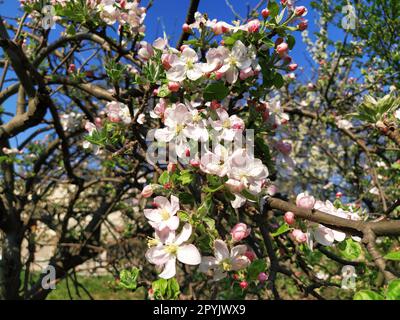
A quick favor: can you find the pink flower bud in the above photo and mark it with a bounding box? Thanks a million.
[215,71,224,80]
[296,192,316,209]
[213,22,230,35]
[152,88,159,96]
[167,162,177,173]
[239,67,255,80]
[298,20,308,31]
[292,229,307,243]
[247,19,261,33]
[182,23,191,33]
[281,0,287,5]
[284,211,295,225]
[163,182,172,190]
[231,223,251,242]
[295,6,307,16]
[288,63,298,71]
[336,192,343,198]
[244,248,257,262]
[94,117,102,127]
[239,281,248,289]
[190,159,200,167]
[233,274,240,280]
[261,9,270,18]
[276,42,288,55]
[68,63,76,73]
[168,81,180,92]
[161,54,174,70]
[141,185,153,198]
[185,149,191,157]
[210,100,221,110]
[283,56,292,64]
[258,272,268,283]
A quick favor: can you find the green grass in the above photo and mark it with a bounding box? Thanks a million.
[46,275,146,300]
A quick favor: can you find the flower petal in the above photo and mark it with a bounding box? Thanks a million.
[214,240,229,261]
[159,257,177,279]
[174,223,192,245]
[177,244,201,265]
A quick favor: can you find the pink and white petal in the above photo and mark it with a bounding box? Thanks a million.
[232,256,250,270]
[154,128,175,142]
[333,230,346,242]
[230,244,247,257]
[214,240,230,261]
[159,257,177,279]
[144,209,162,222]
[225,67,238,84]
[166,64,186,82]
[153,196,170,209]
[174,223,192,245]
[313,226,335,246]
[213,269,227,281]
[199,256,218,273]
[166,216,180,231]
[145,246,170,265]
[186,65,203,81]
[170,195,180,214]
[177,244,201,265]
[231,193,246,208]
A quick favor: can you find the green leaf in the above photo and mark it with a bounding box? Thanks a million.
[338,238,362,260]
[152,278,180,300]
[158,171,170,185]
[203,82,230,101]
[247,259,267,280]
[178,193,195,205]
[197,195,213,218]
[287,35,295,50]
[271,224,291,237]
[386,279,400,300]
[267,1,279,17]
[273,72,284,89]
[177,170,193,185]
[353,290,384,300]
[177,210,190,222]
[384,251,400,261]
[118,267,140,290]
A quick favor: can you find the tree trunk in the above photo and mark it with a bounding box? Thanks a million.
[0,232,22,300]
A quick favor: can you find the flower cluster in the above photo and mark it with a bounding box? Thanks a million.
[144,196,201,279]
[152,101,269,208]
[293,192,362,247]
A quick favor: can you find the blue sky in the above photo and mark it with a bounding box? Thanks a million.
[0,0,346,148]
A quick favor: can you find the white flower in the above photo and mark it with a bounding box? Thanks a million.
[199,240,250,281]
[218,41,252,84]
[225,148,269,208]
[200,46,229,74]
[337,119,353,130]
[105,101,131,124]
[145,224,201,279]
[210,108,245,141]
[154,103,192,158]
[200,144,230,177]
[166,47,203,82]
[144,195,180,231]
[395,109,400,120]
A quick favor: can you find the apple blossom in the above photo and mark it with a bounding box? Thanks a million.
[144,195,180,231]
[230,223,251,242]
[218,40,253,84]
[246,19,261,33]
[105,101,131,124]
[146,223,201,279]
[284,211,295,225]
[141,185,154,198]
[292,229,307,243]
[296,192,316,209]
[166,47,203,82]
[239,281,248,289]
[258,272,268,283]
[261,9,270,18]
[294,6,307,17]
[199,240,250,281]
[210,108,245,141]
